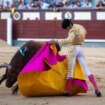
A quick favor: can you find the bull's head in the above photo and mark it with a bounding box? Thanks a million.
[0,63,19,88]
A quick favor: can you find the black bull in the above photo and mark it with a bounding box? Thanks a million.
[0,41,60,94]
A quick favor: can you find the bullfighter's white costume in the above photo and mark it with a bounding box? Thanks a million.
[57,19,101,97]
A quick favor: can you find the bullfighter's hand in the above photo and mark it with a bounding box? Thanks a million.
[50,39,61,52]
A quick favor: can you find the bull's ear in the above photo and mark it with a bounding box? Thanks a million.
[0,63,10,69]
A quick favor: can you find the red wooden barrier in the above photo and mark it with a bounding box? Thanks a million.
[0,20,7,41]
[12,20,105,40]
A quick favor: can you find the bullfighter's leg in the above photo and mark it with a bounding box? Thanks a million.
[77,46,102,97]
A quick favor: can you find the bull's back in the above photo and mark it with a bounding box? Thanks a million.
[10,41,45,71]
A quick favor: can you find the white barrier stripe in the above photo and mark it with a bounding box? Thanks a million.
[17,38,105,42]
[85,39,105,42]
[17,38,52,42]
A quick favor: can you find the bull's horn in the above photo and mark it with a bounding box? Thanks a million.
[0,63,10,68]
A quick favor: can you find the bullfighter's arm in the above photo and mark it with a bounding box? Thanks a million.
[57,31,75,47]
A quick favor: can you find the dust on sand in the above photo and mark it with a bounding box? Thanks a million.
[0,39,105,105]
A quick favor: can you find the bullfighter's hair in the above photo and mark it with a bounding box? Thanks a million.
[61,19,73,29]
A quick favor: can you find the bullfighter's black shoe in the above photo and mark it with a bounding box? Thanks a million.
[95,90,102,97]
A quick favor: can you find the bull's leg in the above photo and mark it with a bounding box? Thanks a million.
[0,70,7,84]
[11,84,18,95]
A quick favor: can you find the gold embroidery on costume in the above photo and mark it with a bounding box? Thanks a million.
[58,24,87,77]
[66,46,75,78]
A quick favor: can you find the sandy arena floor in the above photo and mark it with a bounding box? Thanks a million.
[0,40,105,105]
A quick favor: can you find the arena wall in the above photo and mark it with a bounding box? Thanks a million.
[0,9,105,45]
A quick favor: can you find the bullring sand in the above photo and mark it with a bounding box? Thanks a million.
[0,39,105,105]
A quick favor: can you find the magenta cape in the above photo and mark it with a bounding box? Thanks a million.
[21,42,65,73]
